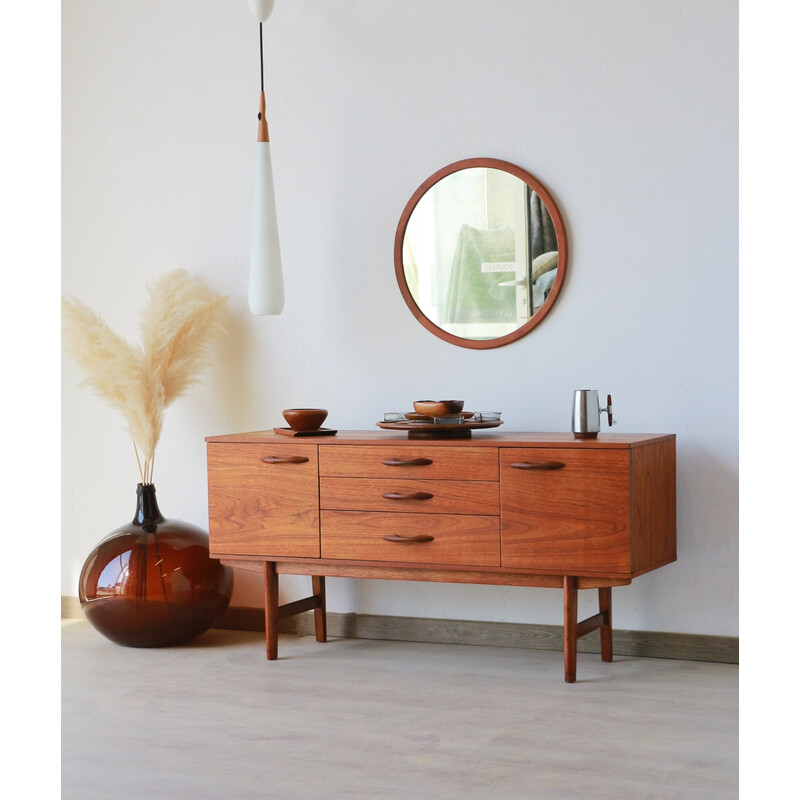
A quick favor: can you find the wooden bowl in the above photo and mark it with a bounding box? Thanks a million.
[282,408,328,432]
[413,400,464,416]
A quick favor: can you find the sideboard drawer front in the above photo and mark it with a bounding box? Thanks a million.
[321,511,500,566]
[320,477,500,515]
[207,443,320,558]
[500,448,631,573]
[318,445,498,480]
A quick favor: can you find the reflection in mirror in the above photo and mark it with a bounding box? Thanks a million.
[395,159,567,349]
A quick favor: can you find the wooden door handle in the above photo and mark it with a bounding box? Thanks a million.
[381,457,433,467]
[509,460,566,470]
[260,455,310,464]
[382,491,434,501]
[382,534,435,543]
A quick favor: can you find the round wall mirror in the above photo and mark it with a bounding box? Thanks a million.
[394,158,568,349]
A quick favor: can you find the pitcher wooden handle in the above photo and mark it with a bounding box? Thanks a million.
[261,455,310,464]
[382,534,435,543]
[381,457,433,467]
[607,394,613,426]
[382,491,434,501]
[509,461,566,470]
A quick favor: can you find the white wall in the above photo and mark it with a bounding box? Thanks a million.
[62,0,738,636]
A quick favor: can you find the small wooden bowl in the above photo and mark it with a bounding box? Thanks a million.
[282,408,328,432]
[413,400,464,417]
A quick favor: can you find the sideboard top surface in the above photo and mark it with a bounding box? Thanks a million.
[205,430,675,449]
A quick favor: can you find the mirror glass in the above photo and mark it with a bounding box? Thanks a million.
[394,159,567,349]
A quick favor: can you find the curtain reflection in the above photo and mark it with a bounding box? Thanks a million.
[444,225,516,324]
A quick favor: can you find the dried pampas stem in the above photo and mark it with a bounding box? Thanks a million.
[63,270,227,483]
[132,439,144,484]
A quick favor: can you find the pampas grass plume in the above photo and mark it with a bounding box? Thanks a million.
[62,270,227,484]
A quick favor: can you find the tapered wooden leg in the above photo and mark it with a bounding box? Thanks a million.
[312,575,327,643]
[599,587,613,662]
[264,561,279,660]
[563,575,578,683]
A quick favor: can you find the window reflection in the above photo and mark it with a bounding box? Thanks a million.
[403,167,558,341]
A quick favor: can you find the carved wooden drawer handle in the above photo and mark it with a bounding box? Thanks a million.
[260,455,310,464]
[509,460,566,470]
[382,534,435,543]
[381,457,433,467]
[382,491,434,501]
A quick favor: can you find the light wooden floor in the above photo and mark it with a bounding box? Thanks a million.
[62,621,737,799]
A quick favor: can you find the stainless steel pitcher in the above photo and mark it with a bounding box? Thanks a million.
[571,390,614,439]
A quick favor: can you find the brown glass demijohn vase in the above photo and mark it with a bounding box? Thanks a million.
[79,483,233,647]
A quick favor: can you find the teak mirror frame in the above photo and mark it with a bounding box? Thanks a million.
[394,157,569,350]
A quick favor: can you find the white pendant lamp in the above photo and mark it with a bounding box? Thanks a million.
[248,0,284,315]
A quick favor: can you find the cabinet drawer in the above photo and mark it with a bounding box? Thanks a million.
[321,511,500,566]
[207,442,320,558]
[500,448,631,573]
[320,477,499,515]
[318,445,498,480]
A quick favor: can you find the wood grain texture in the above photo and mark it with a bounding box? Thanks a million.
[312,575,327,643]
[220,554,635,581]
[599,586,613,661]
[318,444,499,480]
[204,431,678,678]
[575,612,605,638]
[277,595,321,619]
[207,442,320,558]
[216,558,264,573]
[631,437,677,572]
[500,447,631,572]
[564,576,578,682]
[256,91,269,142]
[272,560,629,588]
[264,562,278,659]
[320,477,500,515]
[320,511,500,566]
[208,430,674,449]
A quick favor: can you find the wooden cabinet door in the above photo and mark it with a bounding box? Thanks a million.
[207,442,320,558]
[500,448,631,573]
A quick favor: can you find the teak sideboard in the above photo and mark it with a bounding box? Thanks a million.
[205,431,676,682]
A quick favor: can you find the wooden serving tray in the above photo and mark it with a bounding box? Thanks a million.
[273,427,338,437]
[375,420,502,439]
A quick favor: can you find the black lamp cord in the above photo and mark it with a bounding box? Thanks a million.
[259,22,264,93]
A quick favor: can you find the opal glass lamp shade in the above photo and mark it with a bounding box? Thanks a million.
[249,140,284,315]
[249,0,275,22]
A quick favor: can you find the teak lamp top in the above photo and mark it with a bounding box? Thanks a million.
[257,91,269,143]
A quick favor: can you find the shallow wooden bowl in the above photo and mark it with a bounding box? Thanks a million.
[413,400,464,417]
[282,408,328,432]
